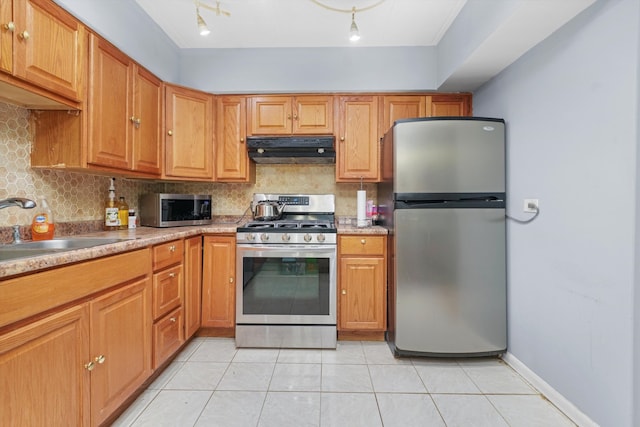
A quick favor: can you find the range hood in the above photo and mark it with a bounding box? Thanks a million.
[247,136,335,164]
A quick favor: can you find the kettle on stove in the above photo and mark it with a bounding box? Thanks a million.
[252,200,286,221]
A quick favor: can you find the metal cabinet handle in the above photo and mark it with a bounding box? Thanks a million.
[18,30,29,40]
[84,361,95,371]
[3,22,15,32]
[229,277,234,284]
[169,245,176,252]
[340,137,345,141]
[169,317,176,323]
[167,130,173,136]
[240,137,245,143]
[169,272,176,278]
[360,239,366,245]
[287,114,292,120]
[293,114,298,120]
[341,289,346,295]
[95,355,106,364]
[130,116,141,128]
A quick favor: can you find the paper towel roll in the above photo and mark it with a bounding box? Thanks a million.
[357,190,367,227]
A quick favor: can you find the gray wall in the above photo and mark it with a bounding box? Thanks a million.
[473,1,639,426]
[179,47,437,93]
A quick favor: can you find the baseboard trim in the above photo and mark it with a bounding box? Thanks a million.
[502,352,598,427]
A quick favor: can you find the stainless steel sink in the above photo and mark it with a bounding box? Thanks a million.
[0,238,130,262]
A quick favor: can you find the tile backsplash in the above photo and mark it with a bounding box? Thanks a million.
[0,102,375,228]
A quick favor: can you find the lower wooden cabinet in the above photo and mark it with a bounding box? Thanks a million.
[89,279,152,426]
[0,249,152,427]
[201,235,236,329]
[338,235,387,332]
[151,239,185,368]
[184,236,203,339]
[0,304,90,427]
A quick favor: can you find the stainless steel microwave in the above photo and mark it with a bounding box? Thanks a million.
[139,194,213,227]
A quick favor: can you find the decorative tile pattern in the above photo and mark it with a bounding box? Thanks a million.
[0,102,375,229]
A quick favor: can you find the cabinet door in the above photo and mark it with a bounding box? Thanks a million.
[0,305,90,427]
[216,95,252,182]
[12,0,86,101]
[132,65,162,175]
[338,256,386,331]
[0,1,11,73]
[164,84,214,180]
[90,279,151,427]
[153,307,184,368]
[381,95,426,133]
[184,236,202,338]
[87,34,131,170]
[426,94,472,117]
[202,235,236,328]
[337,96,379,182]
[248,96,292,135]
[293,95,334,134]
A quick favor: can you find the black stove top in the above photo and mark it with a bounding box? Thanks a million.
[239,219,336,233]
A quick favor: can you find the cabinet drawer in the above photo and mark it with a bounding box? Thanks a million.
[153,307,184,368]
[152,265,183,320]
[339,236,385,256]
[152,239,184,271]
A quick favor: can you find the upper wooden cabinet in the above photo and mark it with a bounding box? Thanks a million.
[248,95,334,135]
[87,34,162,176]
[426,93,472,117]
[216,95,254,182]
[336,95,379,182]
[164,84,215,181]
[0,0,86,104]
[381,93,472,134]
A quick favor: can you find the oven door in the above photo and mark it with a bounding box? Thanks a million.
[236,244,337,326]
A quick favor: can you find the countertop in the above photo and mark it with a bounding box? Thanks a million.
[0,222,387,279]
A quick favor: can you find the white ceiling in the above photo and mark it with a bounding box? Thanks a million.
[134,0,467,49]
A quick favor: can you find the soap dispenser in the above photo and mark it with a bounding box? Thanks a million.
[31,197,55,240]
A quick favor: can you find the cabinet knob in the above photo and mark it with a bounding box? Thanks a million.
[130,116,141,128]
[341,289,346,295]
[167,130,173,136]
[169,245,176,252]
[18,30,29,40]
[3,22,15,32]
[169,272,176,278]
[169,317,177,323]
[240,137,245,143]
[84,361,96,371]
[293,114,298,121]
[229,277,234,284]
[287,114,292,120]
[340,137,345,142]
[95,355,106,364]
[361,239,366,245]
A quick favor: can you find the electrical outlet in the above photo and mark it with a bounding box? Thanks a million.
[523,198,539,213]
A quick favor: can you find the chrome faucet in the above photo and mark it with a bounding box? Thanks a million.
[0,197,36,210]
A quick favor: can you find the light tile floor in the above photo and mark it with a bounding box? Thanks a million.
[112,338,576,427]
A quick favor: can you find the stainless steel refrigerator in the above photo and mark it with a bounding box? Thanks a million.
[378,117,506,357]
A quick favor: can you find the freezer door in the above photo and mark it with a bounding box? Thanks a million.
[394,119,505,194]
[393,207,506,355]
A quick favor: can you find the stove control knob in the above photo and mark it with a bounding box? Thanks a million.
[281,233,291,242]
[317,233,326,242]
[304,234,312,242]
[260,233,269,242]
[246,233,256,242]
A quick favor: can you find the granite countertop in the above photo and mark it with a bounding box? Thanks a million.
[0,221,387,279]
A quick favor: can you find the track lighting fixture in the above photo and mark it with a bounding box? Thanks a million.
[349,7,360,42]
[310,0,385,42]
[196,7,210,36]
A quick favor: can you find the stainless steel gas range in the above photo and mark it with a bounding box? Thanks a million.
[236,193,337,349]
